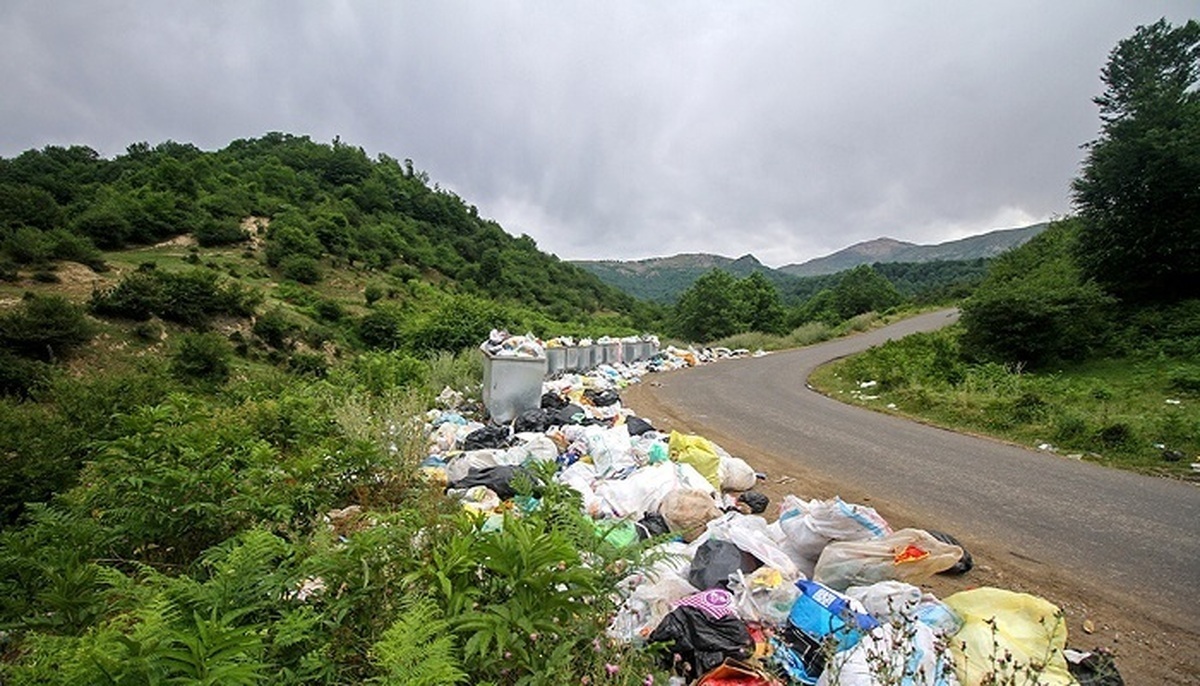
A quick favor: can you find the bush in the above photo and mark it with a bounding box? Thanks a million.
[0,349,52,398]
[91,268,261,327]
[0,293,95,360]
[171,332,233,383]
[253,307,299,349]
[347,351,427,395]
[280,254,322,284]
[358,307,406,350]
[194,218,249,247]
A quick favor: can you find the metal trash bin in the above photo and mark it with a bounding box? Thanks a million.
[598,341,621,366]
[545,347,567,376]
[574,345,594,371]
[481,351,547,423]
[564,346,585,372]
[621,340,639,363]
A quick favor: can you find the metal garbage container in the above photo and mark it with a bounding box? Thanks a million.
[481,350,547,423]
[545,346,567,376]
[621,339,639,363]
[564,345,585,372]
[598,341,621,366]
[575,345,594,371]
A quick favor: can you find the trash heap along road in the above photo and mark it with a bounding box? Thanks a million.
[417,331,1122,686]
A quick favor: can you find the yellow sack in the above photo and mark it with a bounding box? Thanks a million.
[943,587,1075,686]
[669,431,721,490]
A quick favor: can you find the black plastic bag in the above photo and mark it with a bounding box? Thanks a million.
[447,465,540,500]
[648,605,752,678]
[688,539,762,591]
[540,391,568,411]
[928,530,974,575]
[461,425,510,450]
[635,512,671,540]
[552,403,587,426]
[584,388,621,407]
[625,416,655,436]
[513,408,550,433]
[737,491,769,515]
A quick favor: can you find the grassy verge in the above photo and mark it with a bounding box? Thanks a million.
[809,326,1199,478]
[706,306,946,353]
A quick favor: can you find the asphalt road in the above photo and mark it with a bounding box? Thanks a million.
[640,309,1200,633]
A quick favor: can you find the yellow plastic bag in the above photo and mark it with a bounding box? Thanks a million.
[669,430,721,489]
[943,587,1075,686]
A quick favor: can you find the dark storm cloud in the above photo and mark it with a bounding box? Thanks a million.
[2,1,1195,265]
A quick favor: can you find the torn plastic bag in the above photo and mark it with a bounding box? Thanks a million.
[552,403,588,426]
[817,620,959,686]
[943,587,1075,686]
[670,431,722,490]
[813,528,963,591]
[688,538,763,591]
[928,530,974,575]
[672,588,738,620]
[737,491,769,514]
[697,658,785,686]
[718,454,758,492]
[446,465,540,500]
[771,580,878,684]
[648,605,753,678]
[1064,648,1124,686]
[445,485,501,514]
[706,512,800,579]
[461,424,511,450]
[625,415,656,436]
[556,460,601,516]
[661,488,722,542]
[592,518,639,548]
[512,408,550,433]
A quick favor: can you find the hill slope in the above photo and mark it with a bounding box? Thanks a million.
[779,223,1048,276]
[574,253,790,303]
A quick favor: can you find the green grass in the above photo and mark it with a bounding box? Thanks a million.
[811,330,1200,478]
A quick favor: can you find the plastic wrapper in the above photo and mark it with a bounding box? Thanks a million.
[706,511,801,579]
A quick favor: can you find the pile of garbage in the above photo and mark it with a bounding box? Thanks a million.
[420,340,1121,686]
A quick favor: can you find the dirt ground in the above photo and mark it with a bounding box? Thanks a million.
[624,381,1200,685]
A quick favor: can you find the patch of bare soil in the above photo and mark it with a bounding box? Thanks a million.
[6,262,113,303]
[624,381,1200,685]
[242,216,270,249]
[153,234,198,249]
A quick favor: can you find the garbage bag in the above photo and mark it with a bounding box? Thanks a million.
[718,454,758,491]
[512,408,550,433]
[661,488,722,542]
[738,491,770,514]
[813,528,962,591]
[706,512,800,579]
[778,497,892,573]
[670,431,722,489]
[648,605,753,678]
[771,580,878,684]
[584,388,622,407]
[445,449,502,483]
[540,391,568,411]
[608,573,697,644]
[672,588,738,620]
[728,567,802,625]
[625,415,656,436]
[585,424,637,476]
[447,465,540,500]
[943,587,1074,686]
[688,538,762,591]
[461,424,511,450]
[636,512,671,539]
[500,434,559,466]
[817,620,959,686]
[845,580,962,637]
[552,403,587,426]
[928,530,974,575]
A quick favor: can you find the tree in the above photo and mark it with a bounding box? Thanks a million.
[1072,19,1200,302]
[672,269,745,342]
[738,271,787,334]
[831,265,902,319]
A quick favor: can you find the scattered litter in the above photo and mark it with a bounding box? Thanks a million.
[1165,398,1182,405]
[858,380,878,389]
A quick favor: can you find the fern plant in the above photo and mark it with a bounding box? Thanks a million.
[370,596,466,686]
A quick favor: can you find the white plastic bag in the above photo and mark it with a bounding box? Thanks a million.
[818,621,959,686]
[846,581,963,637]
[814,528,963,591]
[607,573,698,644]
[500,434,559,465]
[728,567,802,625]
[778,496,893,572]
[445,449,502,483]
[594,462,683,518]
[585,425,637,476]
[718,454,758,491]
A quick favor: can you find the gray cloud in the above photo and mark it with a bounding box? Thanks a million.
[2,1,1194,266]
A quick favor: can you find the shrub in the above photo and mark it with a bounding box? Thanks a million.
[0,349,52,398]
[253,307,299,349]
[288,351,328,378]
[1096,422,1134,448]
[358,307,406,350]
[194,218,249,247]
[171,332,233,383]
[280,254,322,284]
[91,268,260,327]
[0,293,95,360]
[347,351,427,395]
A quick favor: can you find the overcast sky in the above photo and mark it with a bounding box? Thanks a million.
[1,2,1194,267]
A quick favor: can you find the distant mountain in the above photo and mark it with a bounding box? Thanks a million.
[573,253,790,303]
[778,223,1048,277]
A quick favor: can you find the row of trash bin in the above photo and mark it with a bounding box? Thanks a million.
[481,332,661,424]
